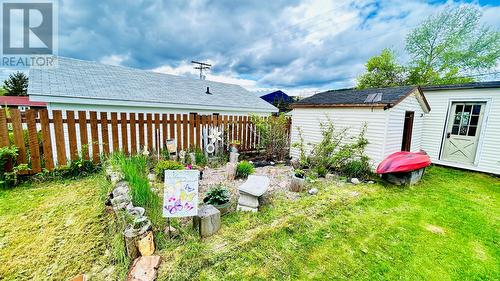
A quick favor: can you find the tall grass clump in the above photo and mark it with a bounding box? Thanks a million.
[108,153,166,248]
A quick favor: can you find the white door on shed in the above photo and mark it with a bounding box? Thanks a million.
[442,102,486,165]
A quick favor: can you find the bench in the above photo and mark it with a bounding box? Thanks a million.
[237,175,270,212]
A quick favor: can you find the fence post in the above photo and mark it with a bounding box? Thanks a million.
[39,109,54,170]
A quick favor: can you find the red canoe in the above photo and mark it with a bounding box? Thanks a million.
[376,151,431,174]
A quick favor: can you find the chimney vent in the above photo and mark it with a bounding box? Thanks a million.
[206,87,212,94]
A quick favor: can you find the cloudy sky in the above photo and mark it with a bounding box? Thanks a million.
[3,0,500,96]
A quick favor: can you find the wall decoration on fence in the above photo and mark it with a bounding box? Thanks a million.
[203,126,224,158]
[163,170,199,217]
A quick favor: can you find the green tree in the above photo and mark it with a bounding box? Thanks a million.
[405,6,500,85]
[357,48,406,89]
[3,72,28,96]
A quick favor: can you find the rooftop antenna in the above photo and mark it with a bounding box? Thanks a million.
[191,60,211,80]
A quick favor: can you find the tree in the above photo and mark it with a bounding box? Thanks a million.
[405,6,500,85]
[3,72,28,96]
[357,48,406,89]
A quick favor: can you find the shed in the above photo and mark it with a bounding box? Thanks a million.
[28,57,277,115]
[290,86,431,168]
[420,81,500,174]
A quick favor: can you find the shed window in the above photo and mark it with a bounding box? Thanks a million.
[451,103,482,137]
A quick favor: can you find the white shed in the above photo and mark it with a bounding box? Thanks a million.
[290,86,431,168]
[421,82,500,174]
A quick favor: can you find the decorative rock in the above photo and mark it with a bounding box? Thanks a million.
[110,172,125,185]
[164,225,180,238]
[308,188,318,195]
[147,173,156,182]
[368,180,375,184]
[326,173,336,180]
[127,206,146,219]
[124,217,152,259]
[350,178,360,185]
[127,255,161,281]
[229,152,239,164]
[112,181,129,198]
[137,231,155,256]
[111,194,131,210]
[189,152,196,165]
[193,205,221,238]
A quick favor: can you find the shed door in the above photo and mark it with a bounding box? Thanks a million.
[442,102,485,165]
[401,111,414,152]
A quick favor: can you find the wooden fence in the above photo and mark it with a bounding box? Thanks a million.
[0,109,290,174]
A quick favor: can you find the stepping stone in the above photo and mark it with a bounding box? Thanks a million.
[193,205,221,238]
[127,256,161,281]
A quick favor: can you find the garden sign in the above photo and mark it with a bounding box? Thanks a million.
[163,170,199,217]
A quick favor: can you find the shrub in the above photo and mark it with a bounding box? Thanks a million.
[203,184,231,206]
[154,160,184,181]
[340,156,372,179]
[294,119,371,179]
[254,114,290,161]
[55,158,100,179]
[194,148,207,166]
[236,161,254,179]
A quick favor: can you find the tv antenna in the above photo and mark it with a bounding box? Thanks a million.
[191,60,211,80]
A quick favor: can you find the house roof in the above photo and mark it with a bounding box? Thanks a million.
[260,90,294,104]
[292,86,430,112]
[0,96,46,107]
[28,57,277,113]
[422,81,500,91]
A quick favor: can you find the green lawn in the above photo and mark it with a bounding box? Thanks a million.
[0,166,498,280]
[0,175,125,280]
[158,166,500,280]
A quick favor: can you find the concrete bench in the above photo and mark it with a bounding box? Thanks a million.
[237,175,270,212]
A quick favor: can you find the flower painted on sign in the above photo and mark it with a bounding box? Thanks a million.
[208,127,222,144]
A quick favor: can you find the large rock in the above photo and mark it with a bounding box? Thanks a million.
[127,256,161,281]
[193,205,221,238]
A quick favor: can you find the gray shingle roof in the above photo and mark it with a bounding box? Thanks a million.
[28,57,277,112]
[294,86,417,107]
[421,81,500,91]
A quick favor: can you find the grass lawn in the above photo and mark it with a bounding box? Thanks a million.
[0,175,125,280]
[158,166,499,280]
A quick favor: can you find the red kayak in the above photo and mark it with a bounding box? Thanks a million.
[376,151,431,174]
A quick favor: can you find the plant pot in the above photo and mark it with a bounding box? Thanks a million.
[212,201,231,215]
[290,174,306,192]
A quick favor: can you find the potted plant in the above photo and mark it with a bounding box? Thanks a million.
[290,169,306,192]
[203,184,231,214]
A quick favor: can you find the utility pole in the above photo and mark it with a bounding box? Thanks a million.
[191,61,211,80]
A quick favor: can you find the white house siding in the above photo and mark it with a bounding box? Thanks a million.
[384,93,426,157]
[422,88,500,174]
[290,107,389,168]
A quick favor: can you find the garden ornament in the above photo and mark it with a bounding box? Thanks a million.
[208,127,222,144]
